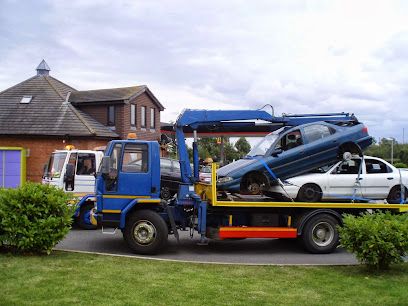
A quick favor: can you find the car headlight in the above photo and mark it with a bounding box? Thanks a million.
[217,176,233,184]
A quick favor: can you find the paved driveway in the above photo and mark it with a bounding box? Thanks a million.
[55,228,359,265]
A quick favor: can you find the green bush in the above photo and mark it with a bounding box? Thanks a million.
[339,211,408,270]
[0,183,75,254]
[394,162,408,168]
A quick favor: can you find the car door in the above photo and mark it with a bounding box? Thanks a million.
[74,153,96,193]
[327,159,363,199]
[268,128,305,178]
[362,158,396,199]
[301,123,338,170]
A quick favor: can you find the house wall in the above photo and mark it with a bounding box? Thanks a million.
[0,136,109,182]
[76,93,161,141]
[128,93,161,141]
[76,104,108,125]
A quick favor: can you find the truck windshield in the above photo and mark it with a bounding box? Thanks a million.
[46,152,67,178]
[247,128,284,157]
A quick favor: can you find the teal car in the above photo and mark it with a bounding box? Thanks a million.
[217,121,372,195]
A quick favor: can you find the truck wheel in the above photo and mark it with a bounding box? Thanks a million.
[301,214,339,254]
[297,184,322,202]
[124,210,168,255]
[78,202,97,230]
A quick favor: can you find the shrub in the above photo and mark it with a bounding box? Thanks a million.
[394,162,408,168]
[0,183,75,254]
[339,211,408,270]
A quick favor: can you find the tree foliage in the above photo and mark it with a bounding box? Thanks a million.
[365,138,408,167]
[235,137,251,157]
[187,137,252,164]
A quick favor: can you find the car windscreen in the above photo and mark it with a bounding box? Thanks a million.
[200,166,211,173]
[46,152,67,178]
[247,128,285,157]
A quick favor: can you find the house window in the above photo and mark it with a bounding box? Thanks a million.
[20,95,33,104]
[150,108,155,129]
[130,104,136,127]
[107,105,115,126]
[141,106,146,128]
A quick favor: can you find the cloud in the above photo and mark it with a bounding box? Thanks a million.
[1,0,408,142]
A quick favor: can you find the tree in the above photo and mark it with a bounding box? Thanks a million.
[235,137,251,157]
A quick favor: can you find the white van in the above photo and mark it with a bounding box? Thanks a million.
[42,147,104,229]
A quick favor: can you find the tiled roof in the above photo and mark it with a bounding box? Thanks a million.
[69,85,146,103]
[70,85,165,110]
[0,75,118,138]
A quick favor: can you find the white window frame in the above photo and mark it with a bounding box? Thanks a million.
[130,104,136,126]
[141,106,146,128]
[150,108,155,129]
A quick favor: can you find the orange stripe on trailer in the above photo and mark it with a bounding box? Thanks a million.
[219,227,298,239]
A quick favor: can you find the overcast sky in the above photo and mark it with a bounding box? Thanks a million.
[1,0,408,143]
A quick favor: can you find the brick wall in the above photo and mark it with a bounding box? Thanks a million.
[76,93,161,141]
[76,104,108,125]
[0,136,109,182]
[127,92,161,141]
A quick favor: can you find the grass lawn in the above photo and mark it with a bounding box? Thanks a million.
[1,251,408,306]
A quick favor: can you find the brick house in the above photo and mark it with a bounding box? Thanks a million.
[0,60,164,185]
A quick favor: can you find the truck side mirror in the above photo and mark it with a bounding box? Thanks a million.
[272,148,283,157]
[64,163,75,191]
[101,156,111,175]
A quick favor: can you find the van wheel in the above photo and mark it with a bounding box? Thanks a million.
[78,202,97,230]
[297,184,322,202]
[387,186,407,204]
[301,214,339,254]
[124,210,168,255]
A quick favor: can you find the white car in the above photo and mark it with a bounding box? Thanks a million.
[271,156,408,203]
[199,166,212,183]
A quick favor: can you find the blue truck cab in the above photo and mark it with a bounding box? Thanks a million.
[94,138,161,229]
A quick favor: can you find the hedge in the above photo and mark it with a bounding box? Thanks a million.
[0,183,75,254]
[339,211,408,270]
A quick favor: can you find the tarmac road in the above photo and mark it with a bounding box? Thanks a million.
[55,228,359,265]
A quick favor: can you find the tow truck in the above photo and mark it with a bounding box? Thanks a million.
[77,109,407,254]
[42,147,103,229]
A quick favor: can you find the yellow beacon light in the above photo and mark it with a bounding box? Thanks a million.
[128,133,137,139]
[65,145,75,150]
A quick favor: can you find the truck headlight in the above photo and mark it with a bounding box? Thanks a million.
[217,176,233,184]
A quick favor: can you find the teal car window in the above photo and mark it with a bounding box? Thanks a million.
[304,124,332,143]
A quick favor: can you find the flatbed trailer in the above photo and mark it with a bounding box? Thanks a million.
[191,165,407,249]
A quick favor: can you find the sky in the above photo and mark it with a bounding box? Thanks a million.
[1,0,408,143]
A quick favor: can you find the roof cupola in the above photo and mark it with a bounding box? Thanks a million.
[36,59,50,76]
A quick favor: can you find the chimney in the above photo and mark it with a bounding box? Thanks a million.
[36,59,50,76]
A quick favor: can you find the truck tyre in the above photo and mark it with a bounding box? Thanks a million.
[297,184,322,202]
[301,214,339,254]
[78,202,97,230]
[124,210,168,255]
